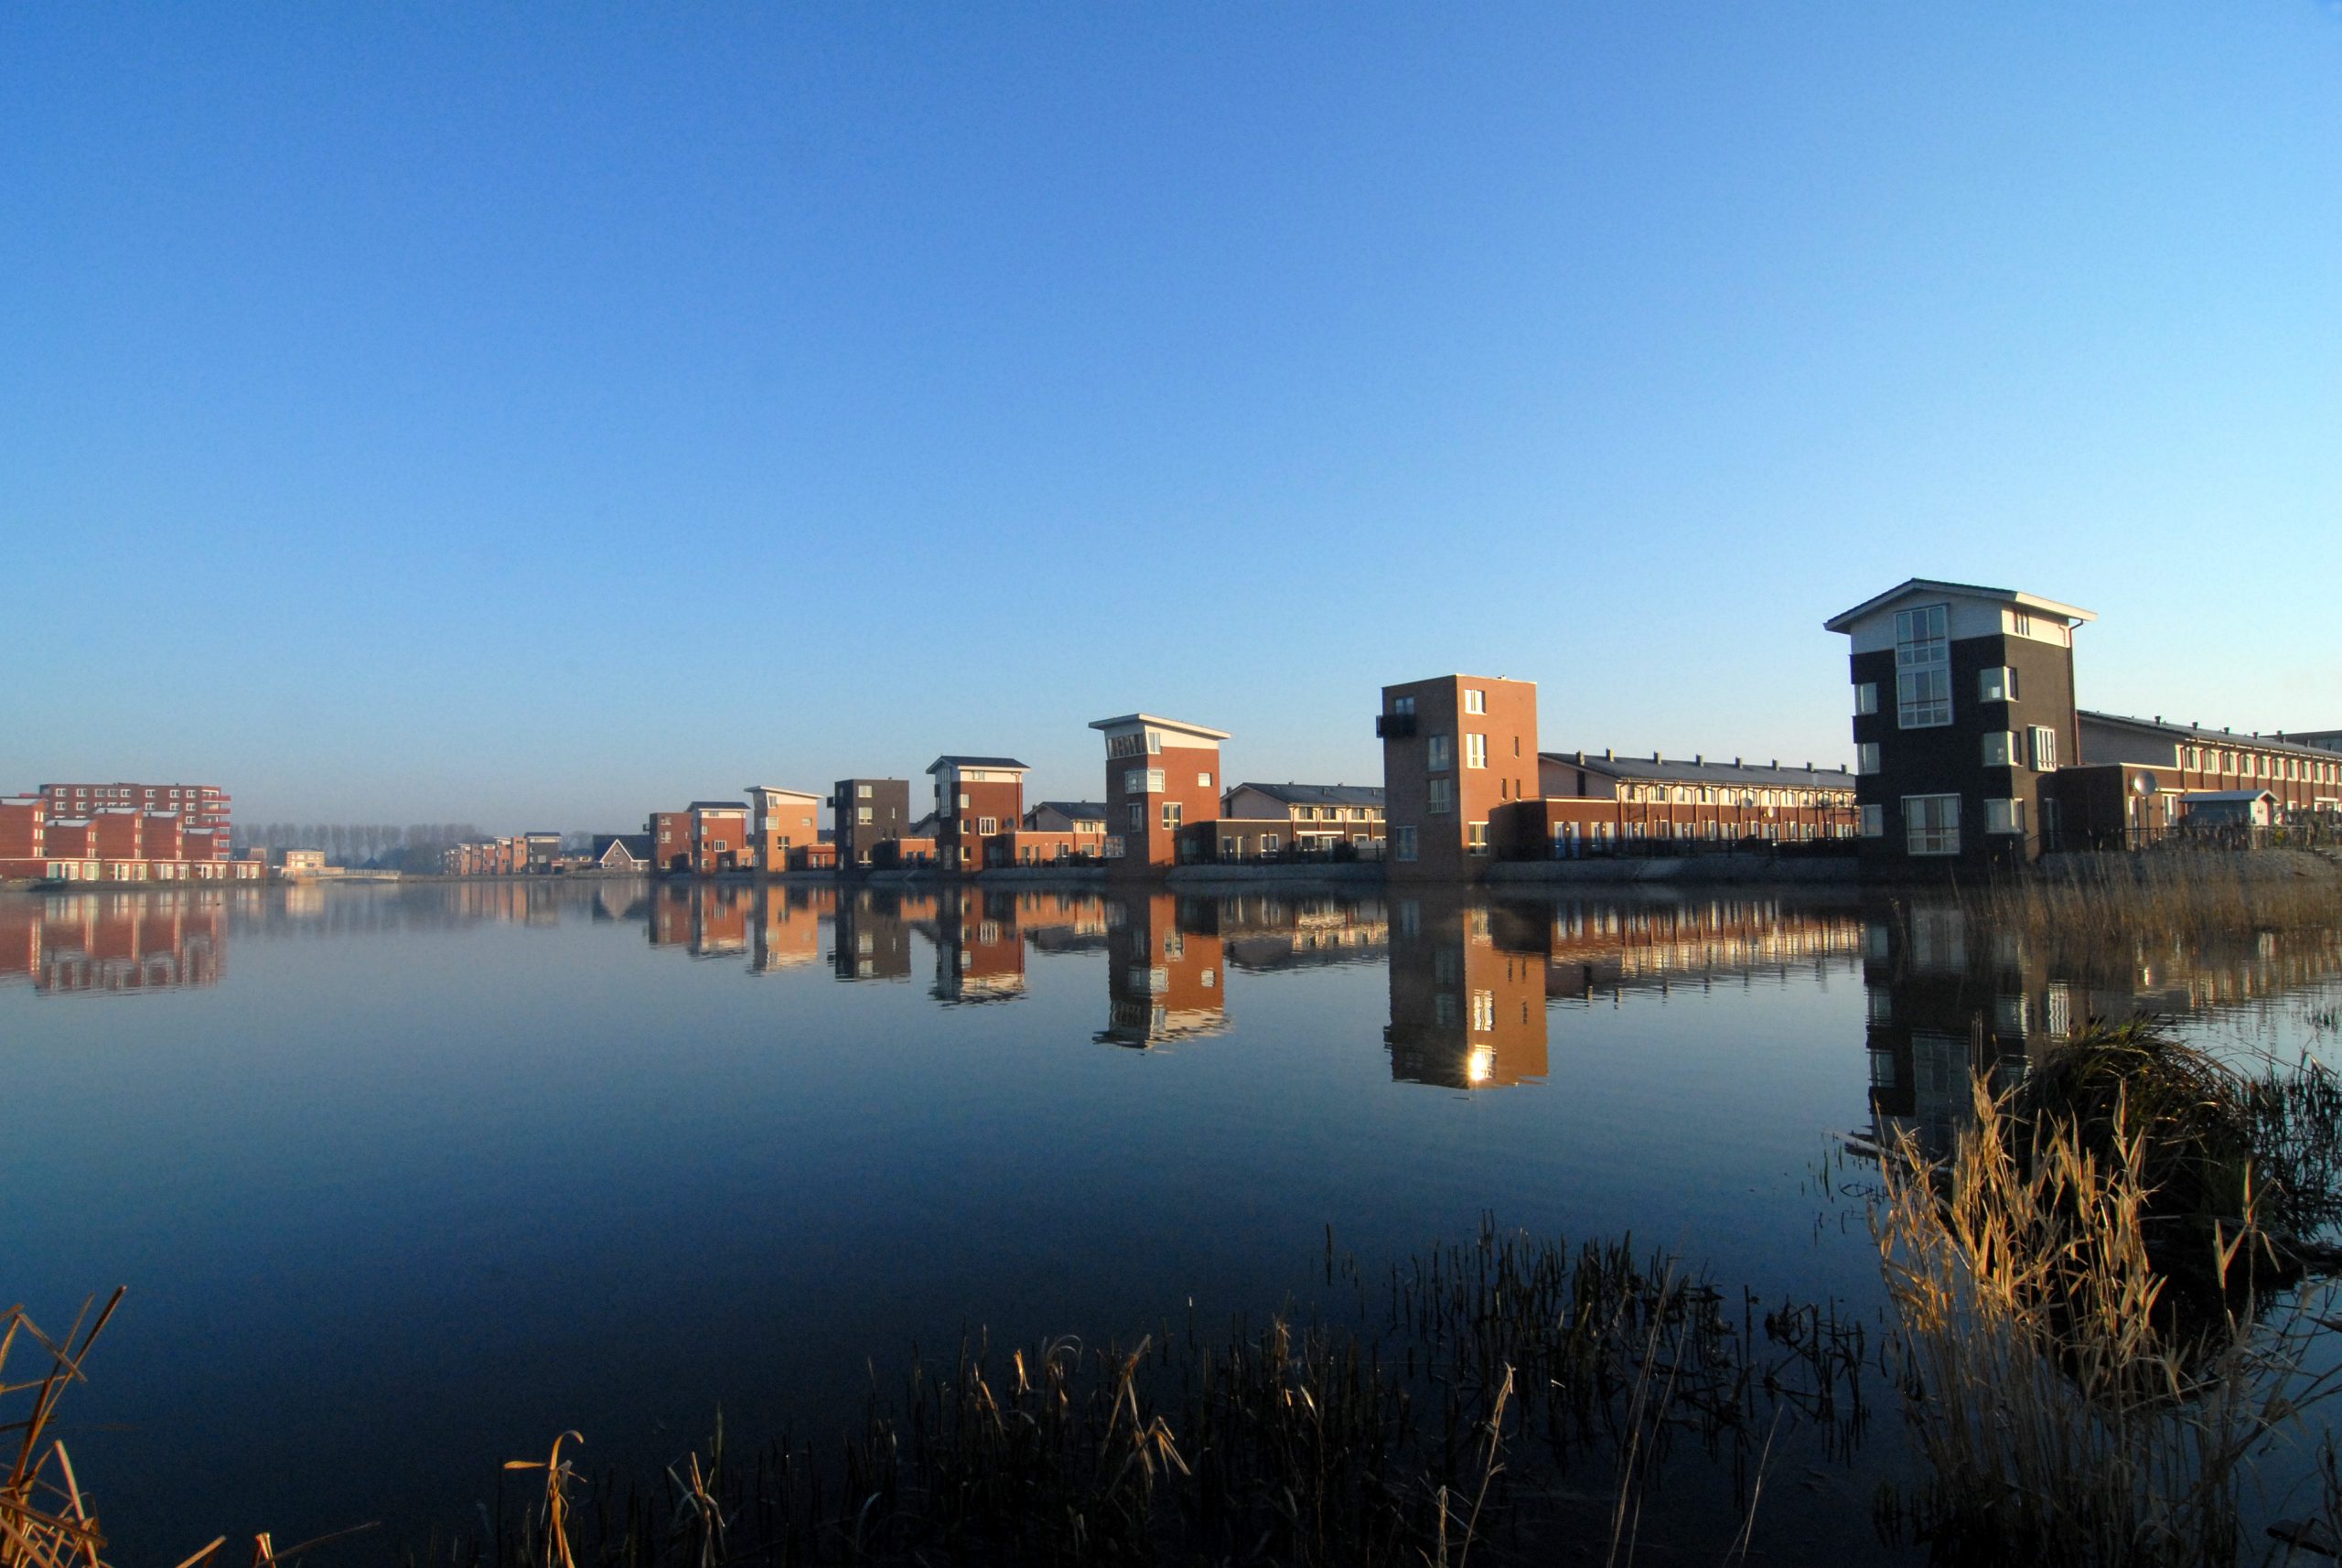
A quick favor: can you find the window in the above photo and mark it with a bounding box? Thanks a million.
[1470,990,1495,1031]
[1904,794,1961,855]
[857,784,873,799]
[1427,735,1453,770]
[1104,834,1125,859]
[1464,687,1486,714]
[1895,603,1952,727]
[1985,798,2026,835]
[1857,743,1881,775]
[1982,731,2018,768]
[1162,802,1181,831]
[1427,778,1453,814]
[1262,833,1280,854]
[1198,772,1212,789]
[1128,803,1144,831]
[2027,726,2057,771]
[1123,768,1166,794]
[2010,611,2033,638]
[1466,822,1488,855]
[1394,825,1418,862]
[1106,733,1144,759]
[1464,734,1487,769]
[1393,696,1415,717]
[1979,666,2018,703]
[978,817,998,834]
[856,807,872,825]
[958,792,970,808]
[1855,681,1879,715]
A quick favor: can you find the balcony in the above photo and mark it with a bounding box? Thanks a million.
[1375,713,1416,739]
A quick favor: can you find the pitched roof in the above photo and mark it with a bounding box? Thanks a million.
[928,756,1029,772]
[1541,751,1854,789]
[592,833,653,857]
[2181,789,2279,804]
[1822,577,2095,633]
[1029,800,1109,821]
[1225,782,1386,810]
[2079,711,2341,764]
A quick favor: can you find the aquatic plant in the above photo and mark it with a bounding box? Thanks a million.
[1871,1064,2336,1565]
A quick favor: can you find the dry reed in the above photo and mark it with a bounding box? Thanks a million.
[1961,848,2342,951]
[1872,1069,2336,1565]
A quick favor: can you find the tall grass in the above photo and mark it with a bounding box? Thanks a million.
[1872,1066,2335,1565]
[1962,848,2342,950]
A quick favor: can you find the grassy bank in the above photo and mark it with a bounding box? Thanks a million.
[1962,848,2342,949]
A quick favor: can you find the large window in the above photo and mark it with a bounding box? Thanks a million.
[1904,794,1961,855]
[1984,798,2026,835]
[1394,825,1418,862]
[1857,743,1881,775]
[1466,822,1488,856]
[1895,603,1952,728]
[1123,768,1166,794]
[1161,802,1181,831]
[1127,803,1144,831]
[1464,734,1487,769]
[1427,778,1454,814]
[1982,731,2018,768]
[1426,735,1453,770]
[1978,666,2018,703]
[2027,726,2058,771]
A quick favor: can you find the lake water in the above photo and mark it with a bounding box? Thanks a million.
[6,878,2341,1556]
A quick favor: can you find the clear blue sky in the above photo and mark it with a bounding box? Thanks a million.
[6,3,2338,831]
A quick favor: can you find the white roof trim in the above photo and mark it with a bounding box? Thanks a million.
[1823,577,2095,632]
[1087,713,1231,741]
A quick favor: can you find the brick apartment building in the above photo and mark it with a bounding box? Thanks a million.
[1379,675,1543,879]
[926,757,1028,872]
[1531,752,1859,852]
[747,786,825,870]
[833,779,911,867]
[4,784,260,884]
[1216,783,1386,857]
[1089,714,1229,871]
[1827,577,2342,872]
[1826,579,2095,874]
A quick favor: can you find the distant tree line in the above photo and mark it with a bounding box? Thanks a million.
[231,822,486,871]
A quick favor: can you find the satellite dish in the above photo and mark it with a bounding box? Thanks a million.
[2132,772,2159,796]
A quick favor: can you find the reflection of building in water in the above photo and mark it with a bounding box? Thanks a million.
[753,885,833,973]
[932,888,1026,1004]
[648,881,751,958]
[1862,903,2342,1155]
[1017,890,1112,955]
[833,888,921,982]
[0,890,227,995]
[1384,893,1548,1088]
[1098,893,1227,1047]
[1217,892,1390,972]
[1540,897,1866,1001]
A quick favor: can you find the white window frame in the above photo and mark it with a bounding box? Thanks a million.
[1854,681,1878,715]
[1978,666,2018,703]
[1904,793,1961,856]
[1464,734,1487,769]
[1857,742,1881,775]
[1466,822,1488,855]
[1984,797,2025,835]
[2027,726,2058,772]
[1982,731,2018,768]
[1464,687,1486,714]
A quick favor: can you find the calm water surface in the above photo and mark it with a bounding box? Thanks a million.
[6,878,2340,1552]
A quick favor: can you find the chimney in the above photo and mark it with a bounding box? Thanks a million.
[1695,754,1703,766]
[1575,749,1585,765]
[1771,758,1778,768]
[1605,747,1613,761]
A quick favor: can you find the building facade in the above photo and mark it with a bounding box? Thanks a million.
[833,779,911,867]
[1217,783,1386,857]
[1826,579,2094,875]
[926,757,1028,872]
[1090,714,1229,872]
[1531,752,1858,852]
[1380,675,1542,881]
[747,787,824,870]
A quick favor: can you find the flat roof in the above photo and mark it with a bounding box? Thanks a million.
[927,756,1029,772]
[744,785,825,801]
[1823,577,2095,633]
[1087,713,1231,740]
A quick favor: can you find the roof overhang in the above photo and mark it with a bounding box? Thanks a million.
[1088,713,1230,742]
[1823,577,2095,633]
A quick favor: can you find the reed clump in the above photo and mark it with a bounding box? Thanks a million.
[1873,1049,2336,1566]
[485,1228,1870,1568]
[1963,848,2342,950]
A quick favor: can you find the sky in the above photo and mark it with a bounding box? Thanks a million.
[5,2,2339,831]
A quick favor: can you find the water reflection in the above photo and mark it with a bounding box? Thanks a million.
[1099,893,1227,1047]
[0,889,231,994]
[1862,903,2342,1155]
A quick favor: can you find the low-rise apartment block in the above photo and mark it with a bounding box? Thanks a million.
[3,784,260,883]
[1827,578,2093,874]
[833,779,911,867]
[1531,752,1858,852]
[927,757,1028,872]
[1217,783,1386,858]
[747,786,825,870]
[1090,714,1229,871]
[1380,675,1542,880]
